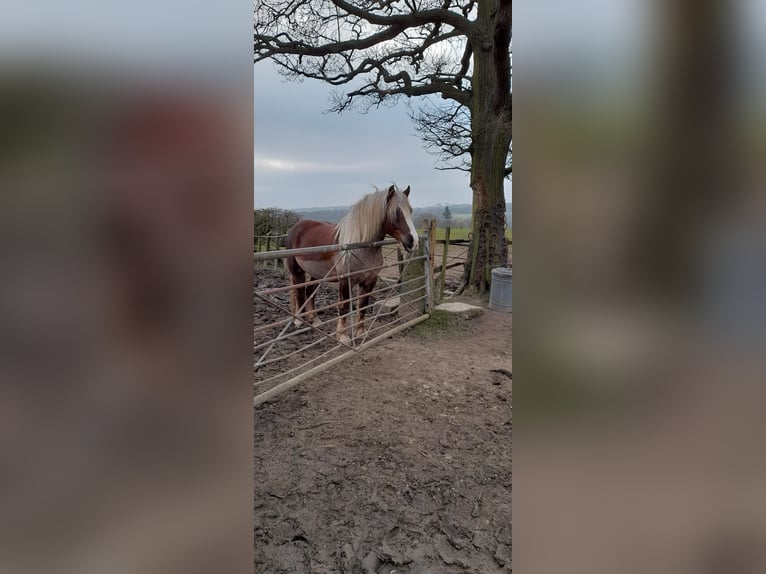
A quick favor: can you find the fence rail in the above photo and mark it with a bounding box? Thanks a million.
[254,233,432,406]
[424,224,512,301]
[254,233,288,269]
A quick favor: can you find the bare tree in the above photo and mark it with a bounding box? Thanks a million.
[255,0,511,294]
[410,91,510,179]
[254,208,301,238]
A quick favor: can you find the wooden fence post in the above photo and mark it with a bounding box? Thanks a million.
[427,219,436,309]
[275,235,282,269]
[396,246,404,285]
[439,226,451,301]
[423,226,432,313]
[400,239,427,316]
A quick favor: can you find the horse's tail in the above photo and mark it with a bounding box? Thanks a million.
[284,221,301,276]
[287,218,313,251]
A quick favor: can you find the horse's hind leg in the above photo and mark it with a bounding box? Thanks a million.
[287,256,306,327]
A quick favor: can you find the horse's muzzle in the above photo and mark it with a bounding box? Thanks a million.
[403,234,417,252]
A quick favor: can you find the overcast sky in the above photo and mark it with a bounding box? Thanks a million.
[254,63,505,209]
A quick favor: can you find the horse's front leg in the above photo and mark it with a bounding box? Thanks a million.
[336,280,351,344]
[355,277,378,339]
[304,282,320,325]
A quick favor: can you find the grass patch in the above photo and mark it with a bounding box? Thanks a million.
[410,309,474,338]
[254,243,286,253]
[422,227,512,242]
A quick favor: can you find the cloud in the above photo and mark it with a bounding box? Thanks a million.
[254,155,382,173]
[254,64,508,209]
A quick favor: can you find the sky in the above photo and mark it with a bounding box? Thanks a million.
[0,0,250,77]
[254,63,505,210]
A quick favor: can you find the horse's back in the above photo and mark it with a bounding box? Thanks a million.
[286,219,336,250]
[286,219,339,279]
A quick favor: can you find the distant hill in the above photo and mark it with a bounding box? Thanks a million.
[292,207,347,223]
[294,203,511,227]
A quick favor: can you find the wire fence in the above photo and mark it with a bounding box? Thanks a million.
[254,235,432,406]
[254,233,288,269]
[432,235,471,301]
[427,223,512,301]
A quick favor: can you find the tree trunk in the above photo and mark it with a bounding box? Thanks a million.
[635,0,731,299]
[463,0,512,295]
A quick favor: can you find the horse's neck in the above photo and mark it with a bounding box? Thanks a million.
[339,245,382,269]
[336,220,386,267]
[367,226,387,254]
[371,226,387,243]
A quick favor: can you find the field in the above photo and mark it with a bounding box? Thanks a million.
[427,227,512,243]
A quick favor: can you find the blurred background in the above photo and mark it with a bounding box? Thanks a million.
[4,0,766,572]
[0,1,252,573]
[515,0,766,572]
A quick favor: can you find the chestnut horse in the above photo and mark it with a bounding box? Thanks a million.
[285,185,419,343]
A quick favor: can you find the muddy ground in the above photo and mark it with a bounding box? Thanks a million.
[254,300,512,573]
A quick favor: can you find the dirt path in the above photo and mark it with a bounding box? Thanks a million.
[254,304,512,573]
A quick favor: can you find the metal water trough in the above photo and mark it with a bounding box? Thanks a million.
[489,266,512,312]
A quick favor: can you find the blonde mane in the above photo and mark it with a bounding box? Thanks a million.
[334,186,409,245]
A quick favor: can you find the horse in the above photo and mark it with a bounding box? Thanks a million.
[285,184,419,343]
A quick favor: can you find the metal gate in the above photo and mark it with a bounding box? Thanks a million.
[254,236,432,406]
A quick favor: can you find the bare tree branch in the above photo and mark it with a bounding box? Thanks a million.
[255,0,476,108]
[410,98,472,170]
[254,0,512,292]
[330,0,477,38]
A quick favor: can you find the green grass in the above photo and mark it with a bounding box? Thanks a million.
[254,244,284,253]
[410,309,474,338]
[422,227,512,242]
[254,238,286,252]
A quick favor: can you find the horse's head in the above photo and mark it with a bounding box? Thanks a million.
[384,185,419,252]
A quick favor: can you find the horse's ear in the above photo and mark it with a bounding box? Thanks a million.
[387,185,396,202]
[403,185,410,197]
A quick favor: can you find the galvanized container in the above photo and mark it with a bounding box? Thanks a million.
[488,266,512,312]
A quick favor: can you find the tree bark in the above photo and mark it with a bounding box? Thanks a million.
[463,0,512,295]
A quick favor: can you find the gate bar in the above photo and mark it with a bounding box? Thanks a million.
[253,238,398,262]
[254,313,430,407]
